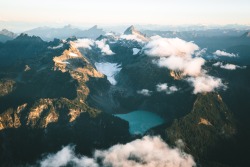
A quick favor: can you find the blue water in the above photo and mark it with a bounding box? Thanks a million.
[115,110,165,135]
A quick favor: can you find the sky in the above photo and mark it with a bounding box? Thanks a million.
[0,0,250,31]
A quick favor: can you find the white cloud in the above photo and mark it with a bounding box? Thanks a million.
[156,83,179,94]
[213,50,237,57]
[48,43,63,50]
[95,39,115,55]
[137,89,152,96]
[153,56,205,77]
[120,34,144,43]
[156,83,168,92]
[144,36,227,94]
[40,145,98,167]
[74,39,114,55]
[38,136,196,167]
[145,36,204,77]
[133,48,140,55]
[195,48,207,57]
[74,39,94,49]
[144,36,199,58]
[213,62,246,70]
[186,75,226,94]
[168,86,179,94]
[95,62,121,85]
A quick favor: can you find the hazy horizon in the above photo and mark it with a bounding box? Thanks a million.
[1,0,250,32]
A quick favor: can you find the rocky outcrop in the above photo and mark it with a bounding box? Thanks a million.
[170,70,184,80]
[0,79,15,97]
[124,25,149,42]
[0,103,27,130]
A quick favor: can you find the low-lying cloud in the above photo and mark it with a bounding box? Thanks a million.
[144,36,199,58]
[38,136,196,167]
[74,39,114,55]
[156,83,179,94]
[48,43,64,50]
[120,34,144,43]
[74,39,94,49]
[143,36,226,94]
[213,50,237,57]
[213,62,246,70]
[186,75,226,94]
[95,39,115,55]
[137,89,152,96]
[153,56,205,77]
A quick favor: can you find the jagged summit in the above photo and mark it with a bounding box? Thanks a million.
[123,25,148,42]
[124,25,139,35]
[15,33,43,42]
[241,31,250,38]
[89,25,98,30]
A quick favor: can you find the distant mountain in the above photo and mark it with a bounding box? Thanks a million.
[24,25,106,41]
[241,31,250,38]
[75,25,106,39]
[123,25,148,41]
[143,29,249,39]
[0,29,16,42]
[0,33,48,66]
[1,28,250,167]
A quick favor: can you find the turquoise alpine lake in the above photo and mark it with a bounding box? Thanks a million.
[115,110,165,135]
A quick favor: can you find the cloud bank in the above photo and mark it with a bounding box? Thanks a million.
[153,56,205,77]
[143,36,225,94]
[213,50,237,57]
[144,36,199,58]
[38,136,196,167]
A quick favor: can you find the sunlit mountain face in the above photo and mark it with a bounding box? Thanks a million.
[0,24,249,167]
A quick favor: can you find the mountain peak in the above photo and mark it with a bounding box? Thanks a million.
[123,25,148,42]
[124,25,137,35]
[15,33,43,42]
[89,25,99,30]
[0,29,16,38]
[241,31,250,38]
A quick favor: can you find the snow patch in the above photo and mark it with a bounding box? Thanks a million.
[95,62,121,85]
[132,48,140,55]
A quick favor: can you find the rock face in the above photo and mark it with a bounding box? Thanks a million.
[0,35,130,166]
[170,70,183,80]
[0,79,15,97]
[124,25,149,42]
[166,92,236,164]
[0,103,27,130]
[0,41,106,130]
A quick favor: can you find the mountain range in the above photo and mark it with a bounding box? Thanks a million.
[0,25,250,167]
[24,25,106,41]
